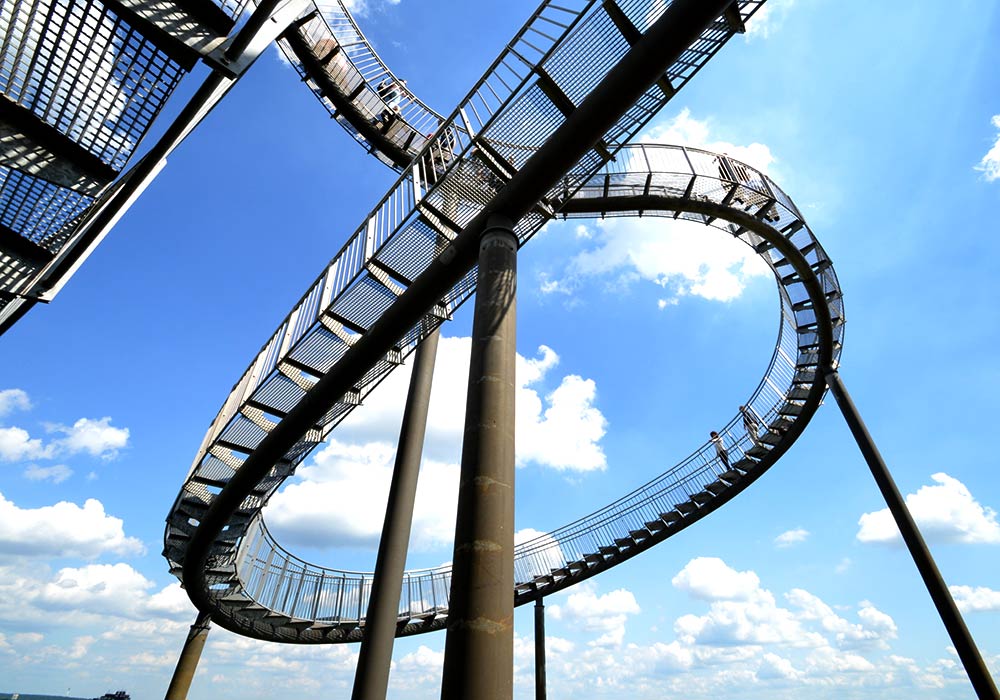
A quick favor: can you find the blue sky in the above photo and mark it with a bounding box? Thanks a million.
[2,0,1000,698]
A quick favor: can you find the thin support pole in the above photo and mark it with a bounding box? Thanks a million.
[164,611,212,700]
[534,598,547,700]
[441,216,518,700]
[825,370,999,700]
[352,327,441,700]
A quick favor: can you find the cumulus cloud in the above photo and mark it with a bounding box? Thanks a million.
[0,561,191,627]
[23,464,73,484]
[976,115,1000,181]
[266,336,608,552]
[339,337,607,473]
[0,425,52,461]
[265,438,457,551]
[0,388,31,416]
[549,584,640,646]
[672,557,761,601]
[857,473,1000,545]
[49,417,129,459]
[949,585,1000,613]
[666,558,898,658]
[774,528,809,548]
[543,110,775,306]
[0,492,143,558]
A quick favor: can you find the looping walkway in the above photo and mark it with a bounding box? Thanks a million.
[165,140,843,642]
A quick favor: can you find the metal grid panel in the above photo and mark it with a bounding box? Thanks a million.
[0,166,92,247]
[0,0,186,170]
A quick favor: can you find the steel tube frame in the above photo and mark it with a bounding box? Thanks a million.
[352,327,441,700]
[182,0,733,617]
[441,216,518,700]
[534,598,547,700]
[164,611,212,700]
[825,370,999,700]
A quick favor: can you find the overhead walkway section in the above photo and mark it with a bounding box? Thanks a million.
[0,0,244,332]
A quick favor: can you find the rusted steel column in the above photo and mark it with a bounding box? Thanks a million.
[534,598,547,700]
[164,611,211,700]
[441,215,518,700]
[826,371,999,700]
[352,327,441,700]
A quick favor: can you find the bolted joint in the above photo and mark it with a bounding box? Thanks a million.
[480,214,517,252]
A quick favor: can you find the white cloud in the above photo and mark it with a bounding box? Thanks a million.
[0,492,143,558]
[857,473,1000,545]
[23,464,73,484]
[0,425,52,461]
[774,528,809,548]
[266,336,608,552]
[49,417,129,459]
[542,110,775,306]
[975,114,1000,181]
[949,585,1000,613]
[642,108,776,174]
[265,439,458,551]
[0,388,31,416]
[786,589,896,649]
[744,0,796,40]
[672,557,761,601]
[549,584,640,646]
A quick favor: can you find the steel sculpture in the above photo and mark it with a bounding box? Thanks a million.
[150,0,996,699]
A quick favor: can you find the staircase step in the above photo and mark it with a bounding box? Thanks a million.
[732,458,757,472]
[660,511,681,524]
[644,520,666,532]
[691,491,713,506]
[720,469,744,483]
[676,502,697,516]
[779,402,804,416]
[705,481,728,496]
[761,431,782,446]
[614,537,634,548]
[628,529,650,541]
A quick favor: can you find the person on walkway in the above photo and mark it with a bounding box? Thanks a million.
[740,404,763,446]
[710,431,729,469]
[374,77,406,125]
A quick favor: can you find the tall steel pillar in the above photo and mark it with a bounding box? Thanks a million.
[352,327,441,700]
[441,215,518,700]
[825,371,999,700]
[534,598,547,700]
[164,611,211,700]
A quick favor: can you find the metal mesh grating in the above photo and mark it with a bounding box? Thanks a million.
[0,0,186,170]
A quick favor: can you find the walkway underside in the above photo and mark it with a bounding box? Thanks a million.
[165,142,844,643]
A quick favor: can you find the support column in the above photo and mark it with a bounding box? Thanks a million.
[164,611,211,700]
[352,327,441,700]
[825,371,999,700]
[441,215,518,700]
[534,598,547,700]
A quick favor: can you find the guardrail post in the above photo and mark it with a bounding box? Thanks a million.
[825,370,999,700]
[164,611,212,700]
[441,214,518,700]
[352,327,440,700]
